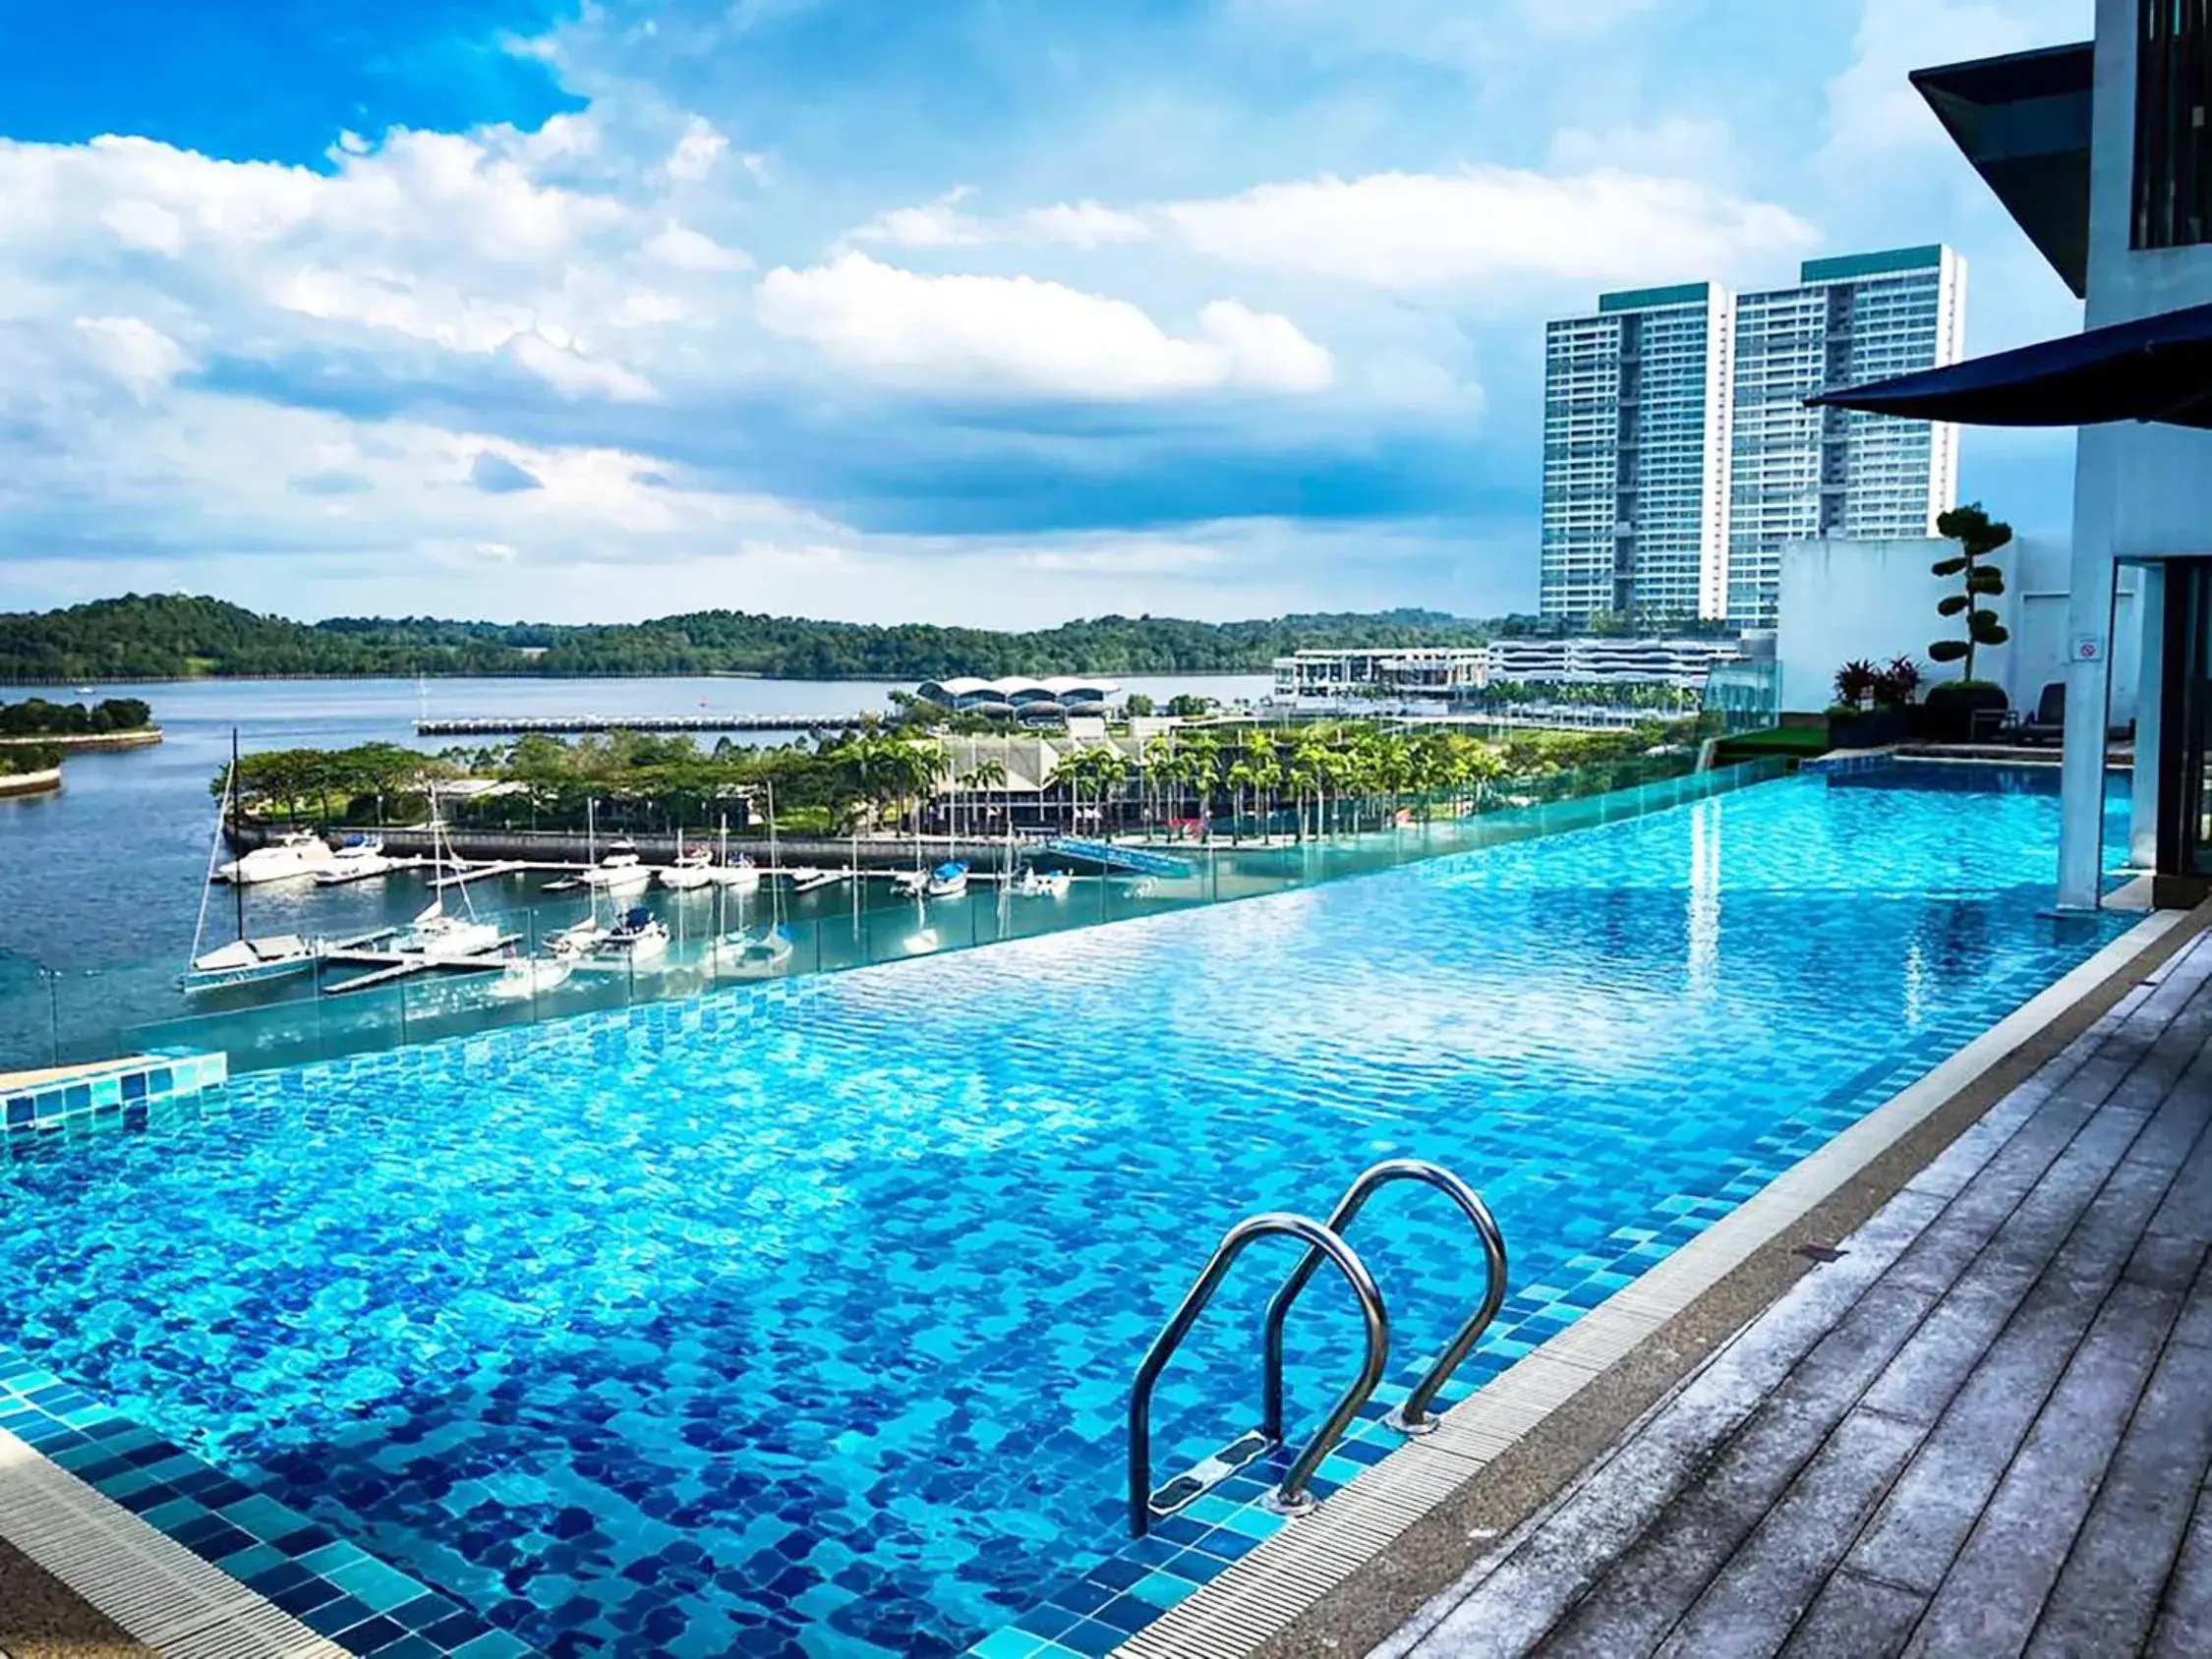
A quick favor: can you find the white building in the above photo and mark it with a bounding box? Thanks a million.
[1541,249,1967,631]
[1541,283,1733,625]
[1817,3,2212,909]
[1773,536,2142,724]
[1726,248,1968,626]
[1271,648,1488,700]
[1272,639,1742,700]
[1484,637,1745,692]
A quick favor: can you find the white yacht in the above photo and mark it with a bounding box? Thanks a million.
[659,844,717,891]
[314,835,395,886]
[588,840,655,896]
[710,854,763,894]
[593,906,669,968]
[1012,866,1072,899]
[216,830,334,887]
[788,866,843,894]
[923,861,970,899]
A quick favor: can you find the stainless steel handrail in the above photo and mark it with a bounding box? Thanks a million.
[1262,1159,1507,1439]
[1128,1211,1389,1536]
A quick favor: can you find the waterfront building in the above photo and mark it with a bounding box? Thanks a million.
[1484,636,1745,692]
[1272,639,1742,701]
[913,676,1118,720]
[1541,283,1734,626]
[1725,247,1968,625]
[1270,647,1489,700]
[1540,248,1967,630]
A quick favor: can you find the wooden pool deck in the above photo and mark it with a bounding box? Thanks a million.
[1377,929,2212,1658]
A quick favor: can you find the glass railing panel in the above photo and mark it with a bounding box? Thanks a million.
[6,754,1781,1085]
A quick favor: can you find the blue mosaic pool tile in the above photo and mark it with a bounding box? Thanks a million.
[0,1344,542,1657]
[0,1050,227,1137]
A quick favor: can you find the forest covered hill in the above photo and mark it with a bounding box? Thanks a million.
[0,594,1536,681]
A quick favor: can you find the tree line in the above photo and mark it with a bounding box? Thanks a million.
[217,717,1698,842]
[4,594,1542,682]
[0,696,154,736]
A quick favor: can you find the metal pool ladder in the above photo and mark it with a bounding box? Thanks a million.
[1127,1159,1510,1536]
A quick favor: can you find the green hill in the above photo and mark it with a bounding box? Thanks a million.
[0,594,1526,682]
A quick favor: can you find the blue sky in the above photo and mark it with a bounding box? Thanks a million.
[0,0,2094,626]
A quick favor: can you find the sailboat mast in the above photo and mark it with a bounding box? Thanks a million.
[230,727,246,942]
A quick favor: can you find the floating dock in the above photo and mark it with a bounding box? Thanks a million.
[416,714,864,736]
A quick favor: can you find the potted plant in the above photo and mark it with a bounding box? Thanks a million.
[1921,504,2012,740]
[1828,658,1915,748]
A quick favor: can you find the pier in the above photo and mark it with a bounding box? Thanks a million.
[416,714,867,736]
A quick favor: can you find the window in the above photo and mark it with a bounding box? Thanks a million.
[2134,0,2212,249]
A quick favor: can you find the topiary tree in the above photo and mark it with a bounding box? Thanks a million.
[1930,504,2012,681]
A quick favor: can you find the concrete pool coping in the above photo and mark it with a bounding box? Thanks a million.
[0,1425,345,1658]
[1115,899,2212,1659]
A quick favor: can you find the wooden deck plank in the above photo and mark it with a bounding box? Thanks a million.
[2025,1272,2212,1658]
[1389,932,2212,1659]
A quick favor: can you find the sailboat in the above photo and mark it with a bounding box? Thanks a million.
[184,732,337,992]
[710,779,794,978]
[706,816,762,892]
[392,795,502,960]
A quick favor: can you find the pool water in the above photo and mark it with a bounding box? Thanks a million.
[0,766,2128,1657]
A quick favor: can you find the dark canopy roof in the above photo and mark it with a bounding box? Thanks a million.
[1910,42,2093,299]
[1809,302,2212,430]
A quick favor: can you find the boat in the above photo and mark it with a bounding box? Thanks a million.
[390,804,502,960]
[594,905,669,967]
[588,839,655,896]
[923,860,969,899]
[394,898,504,960]
[484,953,574,1001]
[185,934,331,991]
[659,842,718,892]
[546,915,609,958]
[707,819,763,892]
[1012,866,1072,899]
[215,829,334,886]
[314,834,395,885]
[712,780,797,978]
[183,731,338,992]
[709,922,794,979]
[890,869,929,897]
[712,855,763,893]
[788,866,844,894]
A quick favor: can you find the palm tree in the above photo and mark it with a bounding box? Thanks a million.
[960,758,1008,841]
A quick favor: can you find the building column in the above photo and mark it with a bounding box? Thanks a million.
[2057,428,2117,911]
[2130,562,2165,869]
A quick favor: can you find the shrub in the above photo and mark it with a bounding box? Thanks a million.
[1931,504,2012,678]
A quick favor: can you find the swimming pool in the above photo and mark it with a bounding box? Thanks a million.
[0,764,2127,1657]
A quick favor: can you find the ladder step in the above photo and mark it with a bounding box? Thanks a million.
[1147,1429,1275,1519]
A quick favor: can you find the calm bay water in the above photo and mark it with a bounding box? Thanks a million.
[0,675,1269,975]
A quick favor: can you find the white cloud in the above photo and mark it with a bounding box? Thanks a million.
[665,116,728,183]
[755,252,1332,397]
[73,315,191,399]
[1161,167,1817,291]
[0,127,716,405]
[644,221,753,271]
[849,186,985,248]
[1020,200,1154,249]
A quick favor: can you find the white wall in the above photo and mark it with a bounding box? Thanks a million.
[1776,535,2138,721]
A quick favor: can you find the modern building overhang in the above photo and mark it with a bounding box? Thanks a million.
[1910,41,2094,299]
[1809,300,2212,429]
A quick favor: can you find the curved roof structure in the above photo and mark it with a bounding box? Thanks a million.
[915,676,1120,711]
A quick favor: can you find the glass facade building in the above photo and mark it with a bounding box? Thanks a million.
[1541,283,1733,626]
[1541,248,1966,629]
